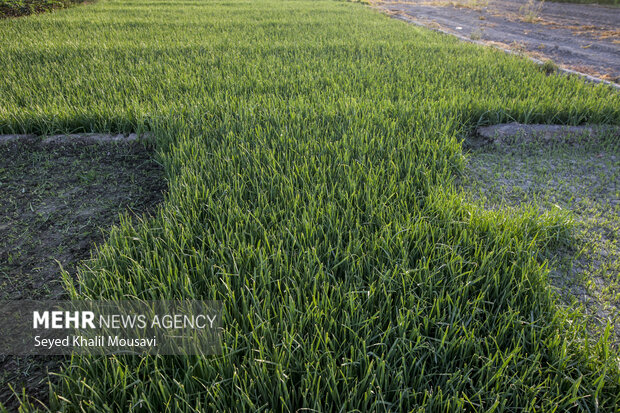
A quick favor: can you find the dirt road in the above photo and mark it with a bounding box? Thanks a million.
[377,0,620,83]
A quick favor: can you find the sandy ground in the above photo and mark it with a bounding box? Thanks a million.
[377,0,620,83]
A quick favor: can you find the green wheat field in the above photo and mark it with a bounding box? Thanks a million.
[1,0,619,410]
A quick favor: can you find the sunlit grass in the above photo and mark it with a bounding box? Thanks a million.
[1,0,619,410]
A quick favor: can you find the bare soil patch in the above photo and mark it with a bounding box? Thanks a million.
[0,138,165,410]
[0,0,89,19]
[460,125,620,345]
[377,0,620,83]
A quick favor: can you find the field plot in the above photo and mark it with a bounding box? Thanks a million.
[0,0,620,410]
[378,0,620,83]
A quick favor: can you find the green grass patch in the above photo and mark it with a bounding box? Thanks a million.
[1,0,619,410]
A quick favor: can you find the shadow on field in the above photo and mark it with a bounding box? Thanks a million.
[0,136,165,411]
[460,124,620,346]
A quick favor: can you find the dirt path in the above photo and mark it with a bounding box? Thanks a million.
[377,0,620,83]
